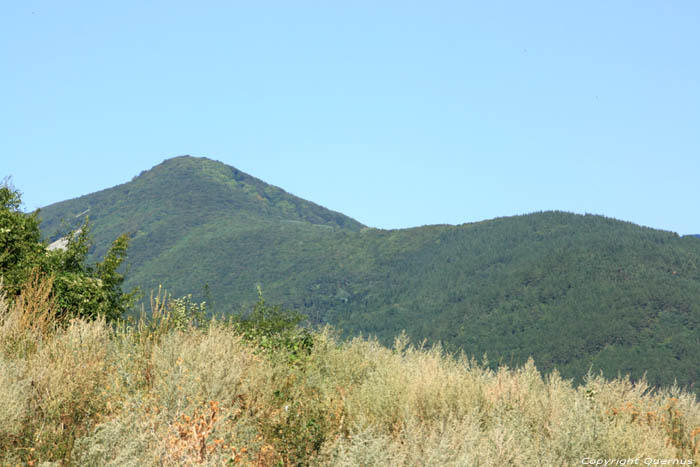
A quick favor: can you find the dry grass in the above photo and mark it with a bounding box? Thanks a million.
[0,272,63,358]
[1,285,699,465]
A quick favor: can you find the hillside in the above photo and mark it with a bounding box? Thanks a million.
[39,156,363,288]
[38,156,700,392]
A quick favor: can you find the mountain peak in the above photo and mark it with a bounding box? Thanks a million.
[37,155,364,275]
[45,156,363,233]
[131,155,363,229]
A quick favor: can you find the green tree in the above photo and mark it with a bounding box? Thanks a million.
[0,180,45,295]
[0,180,135,321]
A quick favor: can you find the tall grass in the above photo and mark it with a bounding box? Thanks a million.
[1,280,699,465]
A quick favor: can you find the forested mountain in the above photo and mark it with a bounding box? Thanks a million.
[38,156,700,392]
[39,156,363,292]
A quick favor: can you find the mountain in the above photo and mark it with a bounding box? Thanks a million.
[39,156,363,294]
[38,156,700,392]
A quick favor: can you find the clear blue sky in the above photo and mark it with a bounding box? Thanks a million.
[2,1,699,234]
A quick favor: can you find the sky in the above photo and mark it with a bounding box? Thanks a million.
[2,1,699,234]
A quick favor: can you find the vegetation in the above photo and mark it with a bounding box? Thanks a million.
[3,179,700,464]
[37,156,700,394]
[1,181,135,321]
[1,276,699,465]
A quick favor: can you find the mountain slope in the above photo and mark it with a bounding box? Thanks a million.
[38,156,700,392]
[39,155,364,281]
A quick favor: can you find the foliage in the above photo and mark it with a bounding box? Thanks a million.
[0,179,45,297]
[47,225,135,321]
[229,286,315,364]
[0,180,135,321]
[36,156,700,393]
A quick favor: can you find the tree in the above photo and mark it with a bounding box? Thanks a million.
[0,180,135,321]
[0,180,46,296]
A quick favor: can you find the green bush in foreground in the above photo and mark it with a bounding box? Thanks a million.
[1,277,699,466]
[228,286,314,365]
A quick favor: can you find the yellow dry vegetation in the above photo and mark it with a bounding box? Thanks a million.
[1,275,699,465]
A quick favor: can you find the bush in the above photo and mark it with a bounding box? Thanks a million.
[1,307,700,465]
[229,286,314,363]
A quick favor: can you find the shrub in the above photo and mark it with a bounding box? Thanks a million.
[229,286,314,363]
[1,314,700,465]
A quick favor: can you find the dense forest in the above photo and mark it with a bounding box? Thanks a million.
[38,156,700,392]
